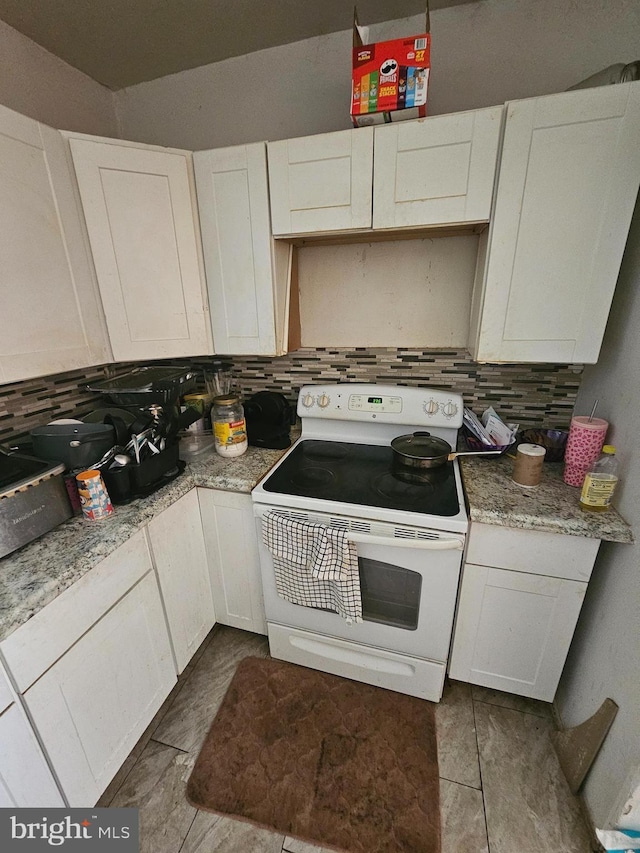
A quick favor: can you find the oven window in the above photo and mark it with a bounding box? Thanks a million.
[358,557,422,630]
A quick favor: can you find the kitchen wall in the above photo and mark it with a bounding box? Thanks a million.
[555,198,640,830]
[115,0,640,150]
[298,238,478,348]
[0,19,118,136]
[1,351,581,445]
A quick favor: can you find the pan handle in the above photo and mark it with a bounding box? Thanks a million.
[448,450,502,460]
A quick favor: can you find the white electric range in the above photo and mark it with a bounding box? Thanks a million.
[252,383,469,701]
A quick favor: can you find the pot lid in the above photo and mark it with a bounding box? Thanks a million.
[391,431,452,459]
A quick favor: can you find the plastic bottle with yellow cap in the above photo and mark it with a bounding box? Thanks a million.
[579,445,619,512]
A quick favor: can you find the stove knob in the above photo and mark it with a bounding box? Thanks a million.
[443,401,459,419]
[301,393,315,408]
[423,398,440,416]
[317,393,330,409]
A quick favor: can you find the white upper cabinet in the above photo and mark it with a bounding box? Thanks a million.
[373,106,503,229]
[68,136,212,361]
[470,82,640,364]
[268,127,374,236]
[194,143,292,355]
[0,105,110,384]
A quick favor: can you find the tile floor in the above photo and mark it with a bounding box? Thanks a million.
[99,626,595,853]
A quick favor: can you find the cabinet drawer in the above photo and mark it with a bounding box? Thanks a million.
[1,530,153,692]
[268,623,445,702]
[466,523,599,581]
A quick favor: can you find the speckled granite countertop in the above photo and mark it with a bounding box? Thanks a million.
[0,439,293,643]
[460,455,633,543]
[2,434,633,645]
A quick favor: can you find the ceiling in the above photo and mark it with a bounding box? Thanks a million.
[0,0,476,90]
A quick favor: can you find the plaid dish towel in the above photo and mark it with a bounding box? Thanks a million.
[263,511,362,623]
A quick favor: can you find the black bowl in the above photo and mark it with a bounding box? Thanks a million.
[515,429,569,463]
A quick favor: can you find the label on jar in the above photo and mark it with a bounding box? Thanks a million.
[214,419,247,446]
[580,474,617,506]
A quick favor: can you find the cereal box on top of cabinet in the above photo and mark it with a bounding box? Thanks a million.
[351,3,431,127]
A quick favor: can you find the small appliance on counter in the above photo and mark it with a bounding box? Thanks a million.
[0,445,72,559]
[244,392,292,449]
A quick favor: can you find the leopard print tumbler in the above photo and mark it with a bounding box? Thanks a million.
[563,416,608,487]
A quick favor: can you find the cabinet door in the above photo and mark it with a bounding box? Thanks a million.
[449,564,587,701]
[147,489,216,673]
[198,489,266,635]
[0,105,110,384]
[0,704,65,807]
[69,136,211,361]
[268,127,373,235]
[470,82,640,363]
[24,570,176,806]
[373,106,502,229]
[0,665,64,807]
[194,143,292,355]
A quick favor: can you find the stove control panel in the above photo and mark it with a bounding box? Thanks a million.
[348,394,402,413]
[424,397,459,419]
[297,383,464,429]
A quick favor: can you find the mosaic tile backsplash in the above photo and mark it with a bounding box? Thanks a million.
[1,349,583,445]
[0,365,115,445]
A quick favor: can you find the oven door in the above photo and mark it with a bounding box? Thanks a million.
[253,504,464,664]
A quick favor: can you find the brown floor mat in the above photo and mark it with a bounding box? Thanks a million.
[187,656,440,853]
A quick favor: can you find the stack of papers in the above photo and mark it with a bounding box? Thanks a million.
[463,407,518,447]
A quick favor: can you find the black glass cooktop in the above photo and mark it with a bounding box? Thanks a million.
[263,440,460,517]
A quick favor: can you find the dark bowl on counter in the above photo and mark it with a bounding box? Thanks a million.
[514,429,569,463]
[463,430,515,457]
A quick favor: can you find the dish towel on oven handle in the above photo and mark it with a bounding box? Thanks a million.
[262,510,363,624]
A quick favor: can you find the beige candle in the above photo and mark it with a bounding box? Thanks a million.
[512,443,546,488]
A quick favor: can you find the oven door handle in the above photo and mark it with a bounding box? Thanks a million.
[346,533,463,550]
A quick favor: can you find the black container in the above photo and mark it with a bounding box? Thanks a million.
[102,443,184,504]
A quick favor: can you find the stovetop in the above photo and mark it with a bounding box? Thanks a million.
[262,439,460,518]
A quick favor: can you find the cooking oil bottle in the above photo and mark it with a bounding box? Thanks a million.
[579,445,619,512]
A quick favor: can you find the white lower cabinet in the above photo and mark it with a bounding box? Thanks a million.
[147,489,216,673]
[0,666,64,807]
[198,489,266,635]
[0,487,263,807]
[449,524,599,702]
[1,531,176,807]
